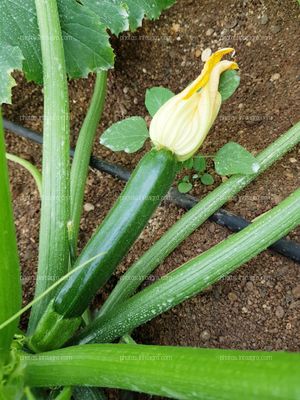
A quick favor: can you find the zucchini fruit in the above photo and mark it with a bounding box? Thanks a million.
[28,148,177,351]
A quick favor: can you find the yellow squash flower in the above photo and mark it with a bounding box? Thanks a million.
[149,48,239,161]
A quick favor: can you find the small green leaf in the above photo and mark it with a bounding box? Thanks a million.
[215,142,260,176]
[145,87,175,117]
[182,175,190,182]
[100,117,149,153]
[201,173,214,185]
[182,158,194,170]
[178,181,193,193]
[0,45,23,104]
[192,174,198,180]
[218,70,240,102]
[193,155,206,173]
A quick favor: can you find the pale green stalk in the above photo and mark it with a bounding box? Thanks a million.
[6,153,42,195]
[71,71,107,247]
[77,187,300,344]
[28,0,70,333]
[21,345,300,399]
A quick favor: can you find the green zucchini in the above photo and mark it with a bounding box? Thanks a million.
[28,148,177,351]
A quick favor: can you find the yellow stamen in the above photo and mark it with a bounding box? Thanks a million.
[183,48,237,100]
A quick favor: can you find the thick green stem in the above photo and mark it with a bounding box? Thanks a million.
[21,345,300,399]
[98,121,300,318]
[76,187,300,344]
[0,110,21,367]
[71,71,107,247]
[28,0,70,334]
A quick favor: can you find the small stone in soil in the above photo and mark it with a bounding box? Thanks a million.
[292,285,300,299]
[200,330,210,341]
[208,223,215,233]
[206,28,214,36]
[260,14,269,25]
[246,281,254,291]
[275,305,284,318]
[195,49,201,58]
[84,203,95,212]
[270,25,281,34]
[171,23,181,33]
[270,73,281,82]
[228,292,238,302]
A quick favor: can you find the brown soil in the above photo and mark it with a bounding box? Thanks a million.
[3,0,300,398]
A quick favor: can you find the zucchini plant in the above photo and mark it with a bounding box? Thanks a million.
[0,0,299,398]
[28,47,241,351]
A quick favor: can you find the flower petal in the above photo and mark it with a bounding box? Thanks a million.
[182,48,236,100]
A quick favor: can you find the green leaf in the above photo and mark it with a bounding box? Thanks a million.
[0,0,175,83]
[0,1,41,83]
[81,0,129,35]
[182,158,193,170]
[116,0,176,31]
[145,87,175,117]
[58,0,114,78]
[100,117,149,153]
[193,155,206,173]
[0,45,23,104]
[178,181,193,193]
[215,142,260,176]
[200,173,214,185]
[218,70,240,102]
[0,0,114,83]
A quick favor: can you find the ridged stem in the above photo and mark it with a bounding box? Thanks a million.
[71,71,107,247]
[21,345,300,400]
[76,187,300,344]
[28,0,70,334]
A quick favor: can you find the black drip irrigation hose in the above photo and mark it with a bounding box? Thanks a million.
[4,118,300,264]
